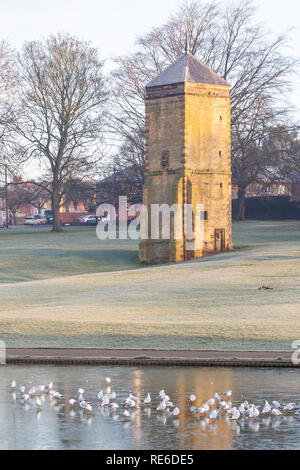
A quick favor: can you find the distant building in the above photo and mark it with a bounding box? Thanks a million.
[232,183,292,200]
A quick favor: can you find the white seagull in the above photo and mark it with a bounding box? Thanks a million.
[206,398,215,407]
[262,401,272,414]
[171,407,180,417]
[209,410,218,420]
[231,409,240,420]
[215,393,222,402]
[283,403,296,411]
[144,394,151,405]
[157,400,167,411]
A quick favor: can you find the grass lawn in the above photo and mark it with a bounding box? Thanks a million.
[0,221,300,351]
[0,226,140,283]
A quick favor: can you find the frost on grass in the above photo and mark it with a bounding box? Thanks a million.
[0,221,300,350]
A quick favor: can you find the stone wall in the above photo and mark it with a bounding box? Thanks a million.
[139,81,232,263]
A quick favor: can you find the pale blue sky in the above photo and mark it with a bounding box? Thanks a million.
[1,0,299,176]
[2,1,299,62]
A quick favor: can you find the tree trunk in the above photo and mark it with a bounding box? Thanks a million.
[237,188,246,221]
[52,188,62,232]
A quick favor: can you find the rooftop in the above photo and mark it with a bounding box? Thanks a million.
[146,52,230,89]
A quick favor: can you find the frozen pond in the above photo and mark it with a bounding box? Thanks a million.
[0,365,300,450]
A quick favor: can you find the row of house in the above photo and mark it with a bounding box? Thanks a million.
[0,176,90,225]
[1,175,300,225]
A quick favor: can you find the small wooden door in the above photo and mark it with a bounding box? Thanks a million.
[215,229,225,252]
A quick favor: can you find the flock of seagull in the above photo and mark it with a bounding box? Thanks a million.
[8,378,300,426]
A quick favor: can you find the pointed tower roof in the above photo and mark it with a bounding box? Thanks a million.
[146,52,230,89]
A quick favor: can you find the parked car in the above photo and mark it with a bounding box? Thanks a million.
[76,216,86,224]
[80,215,97,224]
[24,216,35,225]
[24,215,47,225]
[34,215,47,225]
[44,210,53,224]
[86,216,101,226]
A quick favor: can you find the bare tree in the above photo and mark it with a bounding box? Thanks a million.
[0,39,20,220]
[15,33,108,231]
[108,0,298,220]
[0,40,17,141]
[26,181,52,214]
[1,182,31,225]
[62,178,96,212]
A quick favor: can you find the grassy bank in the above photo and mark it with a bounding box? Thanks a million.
[0,221,300,351]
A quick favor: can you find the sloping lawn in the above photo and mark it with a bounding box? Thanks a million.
[0,226,140,283]
[0,221,300,351]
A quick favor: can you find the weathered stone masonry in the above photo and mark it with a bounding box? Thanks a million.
[139,52,233,264]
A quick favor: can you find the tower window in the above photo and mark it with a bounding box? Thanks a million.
[220,183,223,188]
[203,211,208,221]
[161,150,169,168]
[220,116,223,121]
[219,151,222,157]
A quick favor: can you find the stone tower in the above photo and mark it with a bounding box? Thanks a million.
[139,48,232,264]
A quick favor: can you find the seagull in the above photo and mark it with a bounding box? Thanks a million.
[78,394,85,403]
[231,409,240,420]
[144,394,151,405]
[283,403,296,411]
[129,393,139,403]
[157,390,167,400]
[249,408,260,419]
[124,399,136,409]
[109,403,120,410]
[10,381,16,390]
[209,410,218,420]
[239,403,246,414]
[215,393,222,402]
[206,398,215,407]
[28,387,37,396]
[217,401,230,411]
[21,394,30,403]
[35,398,42,409]
[262,401,272,414]
[52,391,64,400]
[164,402,174,410]
[157,400,167,411]
[272,401,281,409]
[37,385,45,395]
[109,392,117,401]
[222,390,232,399]
[193,404,209,415]
[69,399,76,407]
[171,407,180,417]
[20,386,26,394]
[272,408,282,416]
[101,396,110,407]
[80,401,92,413]
[189,394,197,403]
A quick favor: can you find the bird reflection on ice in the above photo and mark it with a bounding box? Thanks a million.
[1,365,300,450]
